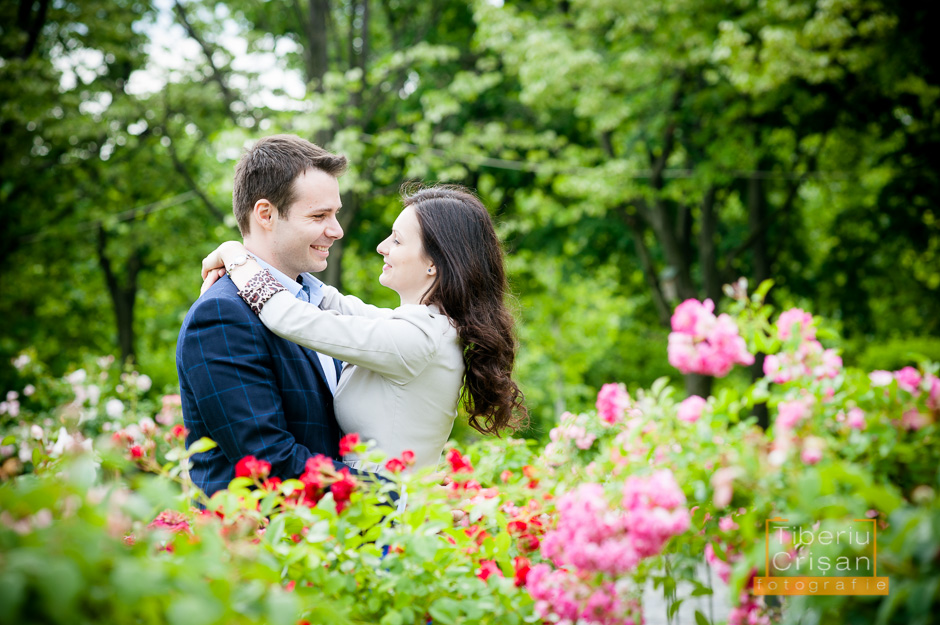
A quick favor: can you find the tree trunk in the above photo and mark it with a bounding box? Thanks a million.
[684,373,712,398]
[748,174,770,429]
[322,189,362,290]
[97,225,141,364]
[307,0,330,88]
[698,186,721,303]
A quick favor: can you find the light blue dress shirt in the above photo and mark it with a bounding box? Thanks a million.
[251,257,338,393]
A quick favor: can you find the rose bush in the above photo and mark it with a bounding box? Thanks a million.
[1,279,939,624]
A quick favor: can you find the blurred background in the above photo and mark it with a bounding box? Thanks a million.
[1,0,938,440]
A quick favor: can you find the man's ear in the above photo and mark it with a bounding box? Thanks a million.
[253,199,276,231]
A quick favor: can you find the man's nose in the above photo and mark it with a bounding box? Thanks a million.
[326,216,343,239]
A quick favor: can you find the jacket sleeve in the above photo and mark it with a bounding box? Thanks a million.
[259,291,446,384]
[179,294,345,480]
[319,284,391,318]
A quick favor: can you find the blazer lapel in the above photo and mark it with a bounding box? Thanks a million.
[297,344,330,390]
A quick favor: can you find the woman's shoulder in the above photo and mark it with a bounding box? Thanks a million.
[393,304,454,328]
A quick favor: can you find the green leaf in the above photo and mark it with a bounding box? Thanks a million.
[0,571,26,622]
[429,598,461,625]
[668,598,684,619]
[167,596,224,625]
[1,435,15,446]
[754,279,775,300]
[380,610,405,625]
[695,609,711,625]
[187,437,217,454]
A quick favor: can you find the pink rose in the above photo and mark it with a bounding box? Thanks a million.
[845,407,866,430]
[894,367,922,393]
[776,397,813,429]
[869,370,894,387]
[777,308,815,342]
[677,395,707,423]
[800,436,825,465]
[596,383,631,425]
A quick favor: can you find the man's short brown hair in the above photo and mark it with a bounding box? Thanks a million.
[232,134,348,236]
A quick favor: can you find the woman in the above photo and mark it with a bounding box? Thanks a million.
[201,184,526,471]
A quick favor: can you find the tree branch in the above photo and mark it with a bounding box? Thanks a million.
[617,206,672,326]
[164,134,227,223]
[17,0,49,59]
[173,1,237,119]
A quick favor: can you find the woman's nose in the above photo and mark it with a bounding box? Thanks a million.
[376,236,389,255]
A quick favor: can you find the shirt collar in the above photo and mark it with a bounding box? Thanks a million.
[251,256,326,307]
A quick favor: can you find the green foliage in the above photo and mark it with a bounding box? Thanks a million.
[3,295,940,623]
[2,0,939,457]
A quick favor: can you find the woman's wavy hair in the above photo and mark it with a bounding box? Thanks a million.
[402,183,528,435]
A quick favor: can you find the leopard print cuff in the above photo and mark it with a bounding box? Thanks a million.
[238,269,287,315]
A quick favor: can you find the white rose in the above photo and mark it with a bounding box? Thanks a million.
[136,375,152,392]
[66,369,87,385]
[105,398,124,419]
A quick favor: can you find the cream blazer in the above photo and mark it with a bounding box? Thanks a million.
[258,286,463,470]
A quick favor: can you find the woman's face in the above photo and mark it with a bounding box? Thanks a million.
[376,206,436,305]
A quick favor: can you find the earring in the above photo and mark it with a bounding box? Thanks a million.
[427,268,432,274]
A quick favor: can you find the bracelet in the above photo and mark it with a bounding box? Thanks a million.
[238,269,287,315]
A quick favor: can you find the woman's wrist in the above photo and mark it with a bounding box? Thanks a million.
[219,241,248,266]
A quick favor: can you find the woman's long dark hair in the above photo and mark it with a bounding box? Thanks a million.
[403,184,528,435]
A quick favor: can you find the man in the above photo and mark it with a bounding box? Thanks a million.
[177,134,352,497]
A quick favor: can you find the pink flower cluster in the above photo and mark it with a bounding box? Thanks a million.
[763,309,841,384]
[869,366,940,430]
[596,383,632,424]
[728,572,771,625]
[540,472,690,576]
[549,412,597,450]
[526,564,641,625]
[677,395,707,423]
[668,299,754,378]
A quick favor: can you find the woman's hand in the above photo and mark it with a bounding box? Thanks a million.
[201,241,246,280]
[200,268,227,296]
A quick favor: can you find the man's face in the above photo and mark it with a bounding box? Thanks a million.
[269,168,343,278]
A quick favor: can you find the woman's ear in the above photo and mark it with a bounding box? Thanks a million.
[427,264,436,276]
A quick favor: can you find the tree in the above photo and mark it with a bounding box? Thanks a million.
[468,0,940,401]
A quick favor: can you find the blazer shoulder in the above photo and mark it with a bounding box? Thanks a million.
[183,277,256,327]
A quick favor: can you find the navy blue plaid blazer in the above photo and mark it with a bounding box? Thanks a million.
[176,275,347,497]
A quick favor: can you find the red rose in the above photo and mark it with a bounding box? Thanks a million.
[400,450,415,466]
[338,433,360,456]
[384,457,406,474]
[235,455,271,479]
[330,468,357,513]
[129,445,144,459]
[513,556,531,587]
[446,448,474,473]
[475,560,502,581]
